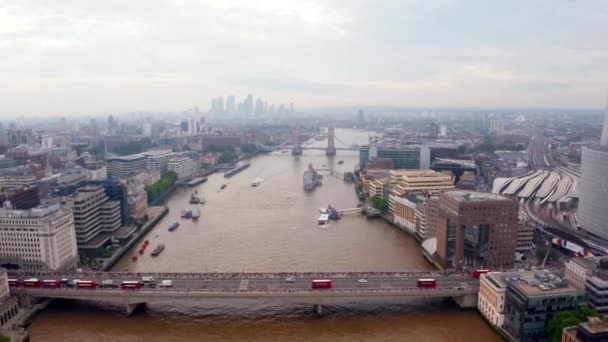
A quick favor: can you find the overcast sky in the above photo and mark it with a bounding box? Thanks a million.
[1,0,608,117]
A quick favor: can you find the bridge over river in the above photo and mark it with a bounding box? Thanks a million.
[10,271,480,316]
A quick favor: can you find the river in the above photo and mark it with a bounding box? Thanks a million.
[28,129,499,341]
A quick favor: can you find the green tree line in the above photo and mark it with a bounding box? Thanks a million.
[145,171,178,204]
[547,305,603,342]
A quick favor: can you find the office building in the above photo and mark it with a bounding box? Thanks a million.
[489,119,504,137]
[0,270,19,326]
[516,222,533,252]
[0,166,38,189]
[503,271,585,341]
[430,123,439,139]
[579,145,608,240]
[7,129,36,146]
[142,123,152,136]
[368,178,388,199]
[0,157,16,170]
[565,257,597,290]
[64,185,121,251]
[86,165,107,181]
[478,271,513,328]
[360,143,431,170]
[389,169,454,196]
[226,96,236,114]
[0,185,40,210]
[106,154,147,179]
[81,180,129,226]
[562,317,608,342]
[144,150,175,175]
[438,124,448,138]
[0,204,78,271]
[584,258,608,314]
[167,156,195,180]
[435,191,518,270]
[127,188,147,218]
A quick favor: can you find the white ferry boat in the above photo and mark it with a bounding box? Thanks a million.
[318,214,329,225]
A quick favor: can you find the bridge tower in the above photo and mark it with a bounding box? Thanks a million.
[326,126,336,156]
[291,126,302,156]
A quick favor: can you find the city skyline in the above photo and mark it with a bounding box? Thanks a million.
[2,0,608,117]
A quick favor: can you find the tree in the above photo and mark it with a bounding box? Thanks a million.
[218,151,238,164]
[371,196,389,213]
[547,306,603,342]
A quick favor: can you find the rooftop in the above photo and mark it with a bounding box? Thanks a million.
[445,190,510,202]
[105,154,146,161]
[144,150,174,157]
[569,257,599,270]
[484,270,581,297]
[0,203,68,220]
[580,317,608,335]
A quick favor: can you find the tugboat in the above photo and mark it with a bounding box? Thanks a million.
[151,244,165,257]
[251,178,262,187]
[168,222,179,232]
[220,184,227,190]
[327,205,342,220]
[191,208,200,219]
[190,193,202,204]
[181,210,192,219]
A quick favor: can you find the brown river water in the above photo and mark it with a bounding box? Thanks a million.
[28,129,499,342]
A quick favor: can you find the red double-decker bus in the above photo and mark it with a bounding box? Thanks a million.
[417,278,437,288]
[7,279,19,287]
[23,278,41,288]
[472,269,491,279]
[121,281,143,290]
[42,280,61,288]
[311,279,332,289]
[75,280,98,289]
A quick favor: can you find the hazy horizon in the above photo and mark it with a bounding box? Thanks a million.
[2,0,608,117]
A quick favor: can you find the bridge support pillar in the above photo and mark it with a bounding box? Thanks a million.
[314,304,323,317]
[125,302,146,316]
[452,294,478,309]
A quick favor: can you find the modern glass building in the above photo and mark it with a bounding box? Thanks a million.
[579,145,608,239]
[359,145,428,169]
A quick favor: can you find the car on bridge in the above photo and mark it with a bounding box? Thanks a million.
[285,277,296,283]
[160,280,173,288]
[358,279,367,283]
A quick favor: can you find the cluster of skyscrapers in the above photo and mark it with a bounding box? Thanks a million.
[209,94,294,117]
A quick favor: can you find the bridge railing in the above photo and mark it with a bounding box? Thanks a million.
[13,286,479,296]
[10,271,472,280]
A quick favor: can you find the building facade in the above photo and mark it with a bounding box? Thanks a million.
[504,272,586,341]
[435,191,518,270]
[359,144,431,170]
[106,154,147,179]
[388,169,454,196]
[579,145,608,240]
[144,150,175,175]
[0,204,78,271]
[565,257,597,290]
[167,157,195,180]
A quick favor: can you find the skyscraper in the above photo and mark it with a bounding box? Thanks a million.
[580,100,608,239]
[226,96,236,114]
[489,119,504,137]
[247,94,254,117]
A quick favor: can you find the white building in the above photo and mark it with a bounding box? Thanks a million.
[144,150,175,175]
[489,119,504,137]
[188,117,196,135]
[0,204,79,271]
[167,156,195,180]
[565,257,597,289]
[143,123,152,136]
[478,272,510,328]
[438,124,448,138]
[86,166,107,181]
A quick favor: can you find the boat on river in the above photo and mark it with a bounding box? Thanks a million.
[251,178,262,187]
[220,184,227,190]
[151,244,165,257]
[318,214,329,225]
[190,193,204,204]
[168,222,179,232]
[303,163,320,191]
[191,208,200,219]
[181,210,192,219]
